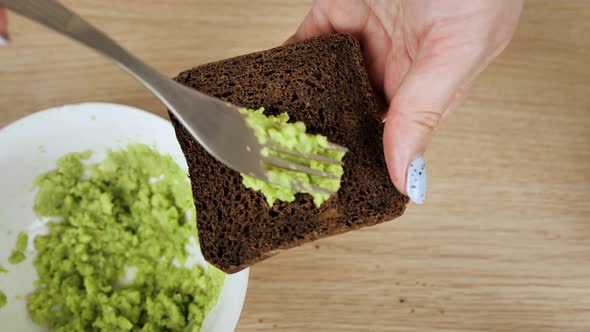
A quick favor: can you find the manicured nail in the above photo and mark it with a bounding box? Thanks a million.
[406,156,426,204]
[0,36,7,46]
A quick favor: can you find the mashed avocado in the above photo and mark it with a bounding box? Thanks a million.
[8,231,28,265]
[16,232,28,252]
[8,251,25,264]
[240,107,345,206]
[0,264,7,274]
[28,144,224,331]
[0,290,6,309]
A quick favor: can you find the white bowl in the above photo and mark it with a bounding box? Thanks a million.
[0,103,248,331]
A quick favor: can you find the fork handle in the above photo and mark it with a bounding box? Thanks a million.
[1,0,185,112]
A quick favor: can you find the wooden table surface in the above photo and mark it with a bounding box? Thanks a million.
[1,1,589,331]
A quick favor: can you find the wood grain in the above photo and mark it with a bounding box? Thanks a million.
[1,1,589,331]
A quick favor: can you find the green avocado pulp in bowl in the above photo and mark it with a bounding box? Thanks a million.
[28,144,224,331]
[240,108,346,206]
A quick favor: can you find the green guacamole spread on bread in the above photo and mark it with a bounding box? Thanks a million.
[240,107,345,206]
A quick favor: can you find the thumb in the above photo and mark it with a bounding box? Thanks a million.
[383,47,482,204]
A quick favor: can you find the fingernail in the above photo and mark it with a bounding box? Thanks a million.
[0,36,7,46]
[406,156,426,204]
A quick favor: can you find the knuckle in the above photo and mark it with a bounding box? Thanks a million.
[389,105,443,134]
[413,110,443,133]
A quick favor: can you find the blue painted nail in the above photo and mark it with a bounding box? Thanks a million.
[406,156,426,204]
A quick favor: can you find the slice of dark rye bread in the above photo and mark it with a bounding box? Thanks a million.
[169,33,408,273]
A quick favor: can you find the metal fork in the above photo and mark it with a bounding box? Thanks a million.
[2,0,347,195]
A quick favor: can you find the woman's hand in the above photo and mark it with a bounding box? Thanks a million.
[0,5,7,44]
[287,0,523,204]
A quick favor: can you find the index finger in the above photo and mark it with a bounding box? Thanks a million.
[284,5,335,45]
